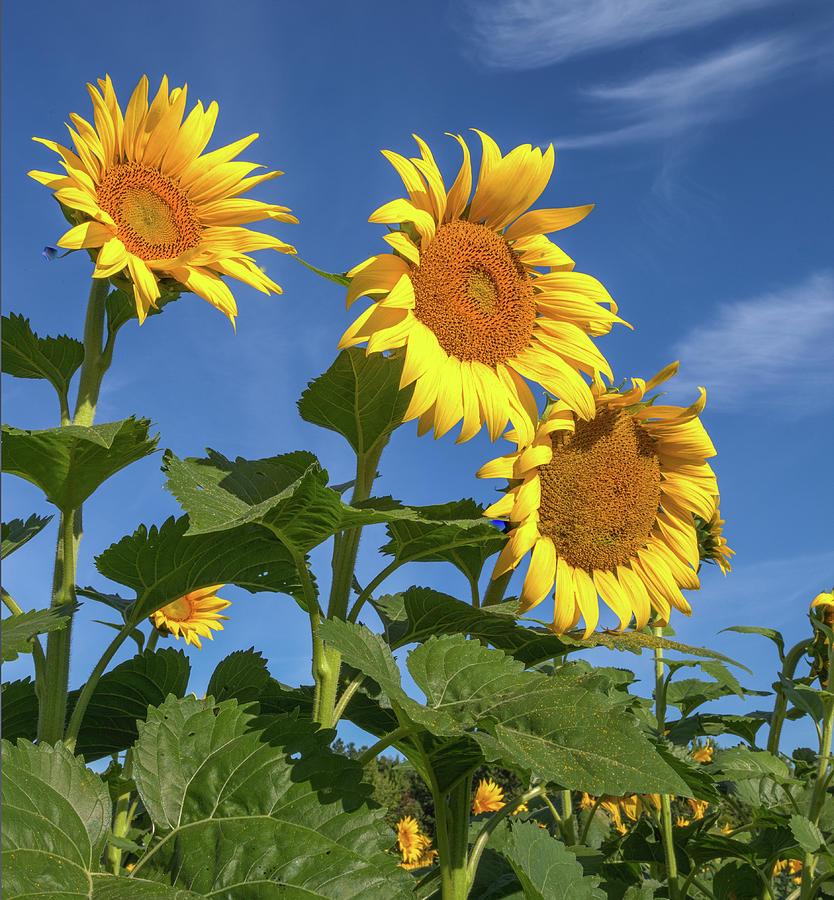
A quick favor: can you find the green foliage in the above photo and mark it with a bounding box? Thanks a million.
[1,679,39,742]
[207,646,270,705]
[1,312,84,400]
[1,418,158,511]
[297,347,413,455]
[1,513,53,558]
[1,603,76,662]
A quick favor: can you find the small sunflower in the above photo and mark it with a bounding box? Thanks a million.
[150,584,230,649]
[691,738,714,763]
[339,131,625,445]
[395,816,432,865]
[30,75,296,325]
[478,362,718,635]
[400,848,438,871]
[687,798,709,820]
[472,778,505,814]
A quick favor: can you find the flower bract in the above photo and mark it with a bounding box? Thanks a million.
[30,75,297,325]
[339,131,625,445]
[478,362,719,635]
[150,584,230,649]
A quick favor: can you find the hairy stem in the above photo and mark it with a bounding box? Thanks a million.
[767,638,812,756]
[654,627,680,900]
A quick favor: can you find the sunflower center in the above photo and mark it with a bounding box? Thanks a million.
[96,162,202,260]
[411,219,536,366]
[160,596,194,622]
[537,407,661,570]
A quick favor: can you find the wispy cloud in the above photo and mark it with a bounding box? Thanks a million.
[668,272,834,413]
[460,0,783,69]
[554,36,803,149]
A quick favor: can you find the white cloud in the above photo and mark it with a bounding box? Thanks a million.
[460,0,783,69]
[669,272,834,412]
[554,36,802,148]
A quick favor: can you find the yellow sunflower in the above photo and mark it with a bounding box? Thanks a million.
[338,131,625,445]
[29,75,296,325]
[395,816,432,865]
[472,778,505,814]
[150,584,230,649]
[478,362,718,635]
[691,738,715,763]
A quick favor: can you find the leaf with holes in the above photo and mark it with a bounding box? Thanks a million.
[1,513,54,559]
[2,418,158,512]
[131,697,411,897]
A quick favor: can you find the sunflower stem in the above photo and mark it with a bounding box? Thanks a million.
[767,637,812,756]
[560,789,577,845]
[435,778,471,900]
[356,726,413,766]
[482,569,512,607]
[37,277,112,744]
[144,628,160,654]
[653,627,681,900]
[107,750,134,874]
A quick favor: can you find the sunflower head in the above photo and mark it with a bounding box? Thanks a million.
[30,75,297,325]
[691,738,714,763]
[478,362,719,636]
[150,584,230,649]
[471,778,505,815]
[339,130,626,445]
[395,816,432,865]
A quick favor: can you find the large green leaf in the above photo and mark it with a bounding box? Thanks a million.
[94,515,302,621]
[1,604,76,663]
[89,876,203,898]
[1,678,38,742]
[1,513,54,559]
[66,648,190,761]
[163,449,418,554]
[666,712,767,746]
[297,347,413,455]
[492,822,605,900]
[581,630,750,671]
[1,740,111,898]
[1,312,84,398]
[131,697,411,898]
[380,499,506,585]
[2,418,158,512]
[207,647,270,705]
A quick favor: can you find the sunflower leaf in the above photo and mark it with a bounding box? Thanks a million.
[380,499,507,584]
[95,515,303,622]
[1,312,84,400]
[1,739,112,896]
[665,712,768,746]
[1,418,158,512]
[491,822,605,900]
[297,347,413,456]
[207,646,270,706]
[1,678,39,742]
[580,630,751,673]
[65,648,191,762]
[163,449,418,553]
[1,604,77,663]
[1,513,54,559]
[131,697,411,898]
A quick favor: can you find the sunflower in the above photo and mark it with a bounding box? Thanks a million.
[338,131,625,445]
[691,738,715,763]
[150,584,230,649]
[29,75,296,325]
[395,816,432,865]
[478,362,718,635]
[472,778,505,814]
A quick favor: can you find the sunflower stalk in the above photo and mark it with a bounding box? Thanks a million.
[435,779,471,900]
[107,750,135,874]
[767,636,813,756]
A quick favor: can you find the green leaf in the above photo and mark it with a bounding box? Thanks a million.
[666,675,766,719]
[492,821,605,899]
[1,740,111,897]
[2,418,158,512]
[292,254,352,287]
[580,630,750,672]
[1,678,38,742]
[207,646,270,705]
[653,743,721,803]
[66,648,190,762]
[790,813,824,853]
[712,860,762,900]
[778,674,825,722]
[1,312,83,398]
[380,499,506,584]
[131,697,411,897]
[76,586,136,622]
[467,848,524,899]
[666,712,767,746]
[1,604,76,663]
[722,625,785,661]
[1,513,54,559]
[90,875,204,898]
[713,747,799,808]
[297,347,413,455]
[104,280,182,333]
[94,515,302,621]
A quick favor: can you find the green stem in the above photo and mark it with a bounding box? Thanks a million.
[560,789,577,845]
[653,627,680,900]
[64,622,133,752]
[347,559,401,623]
[37,277,112,745]
[332,671,365,726]
[540,792,563,826]
[578,794,604,845]
[437,778,470,900]
[2,587,25,615]
[467,574,480,609]
[767,638,812,756]
[356,726,412,766]
[144,628,160,654]
[107,750,134,874]
[482,569,512,607]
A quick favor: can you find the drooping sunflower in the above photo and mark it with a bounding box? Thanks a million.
[471,778,505,815]
[29,75,296,324]
[478,362,719,635]
[150,584,230,649]
[338,131,626,445]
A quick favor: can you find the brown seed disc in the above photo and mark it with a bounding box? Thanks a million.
[97,162,202,260]
[410,219,536,366]
[537,407,661,570]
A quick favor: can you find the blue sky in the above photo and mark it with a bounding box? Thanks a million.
[2,0,833,754]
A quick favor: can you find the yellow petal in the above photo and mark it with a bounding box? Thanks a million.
[443,133,472,222]
[505,205,594,242]
[56,220,114,249]
[126,255,160,324]
[520,536,557,611]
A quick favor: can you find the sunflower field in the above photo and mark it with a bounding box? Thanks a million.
[2,73,833,900]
